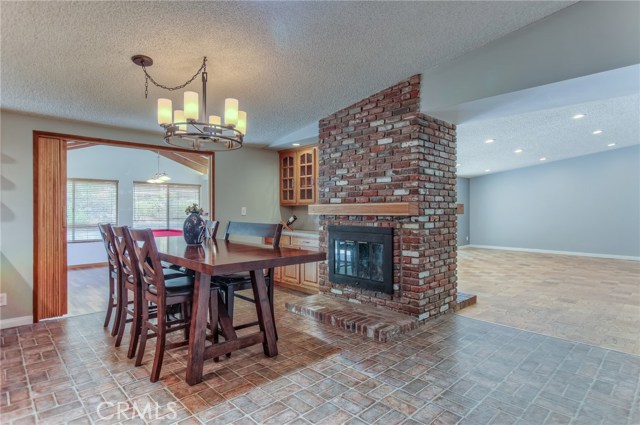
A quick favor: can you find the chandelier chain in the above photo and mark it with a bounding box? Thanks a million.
[142,58,207,99]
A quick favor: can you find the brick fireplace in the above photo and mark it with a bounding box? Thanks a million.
[315,74,458,321]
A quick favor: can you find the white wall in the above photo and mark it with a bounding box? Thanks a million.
[469,146,640,258]
[66,145,209,266]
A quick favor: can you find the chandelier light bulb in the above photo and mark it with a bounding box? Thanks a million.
[158,173,171,182]
[237,111,247,135]
[157,98,172,125]
[173,110,187,131]
[184,91,199,121]
[225,98,239,127]
[209,115,221,126]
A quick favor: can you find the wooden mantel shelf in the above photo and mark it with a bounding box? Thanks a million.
[308,202,419,216]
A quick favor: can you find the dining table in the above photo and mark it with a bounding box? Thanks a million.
[154,236,326,385]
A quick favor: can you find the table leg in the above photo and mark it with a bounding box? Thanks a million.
[186,271,211,385]
[250,270,278,357]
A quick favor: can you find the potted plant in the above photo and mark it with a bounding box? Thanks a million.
[183,203,205,245]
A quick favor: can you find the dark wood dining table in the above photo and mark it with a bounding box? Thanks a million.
[154,236,326,385]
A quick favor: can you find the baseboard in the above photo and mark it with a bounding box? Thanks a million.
[466,245,640,261]
[458,244,471,250]
[67,262,108,270]
[0,315,33,330]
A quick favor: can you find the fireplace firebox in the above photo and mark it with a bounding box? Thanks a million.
[328,226,393,294]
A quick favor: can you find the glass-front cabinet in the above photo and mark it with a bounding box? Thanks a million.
[279,146,317,206]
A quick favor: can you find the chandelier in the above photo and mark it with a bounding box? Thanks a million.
[147,151,171,183]
[132,55,245,151]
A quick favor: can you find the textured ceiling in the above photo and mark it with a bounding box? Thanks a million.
[0,1,574,146]
[456,94,640,178]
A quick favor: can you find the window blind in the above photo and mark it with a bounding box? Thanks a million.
[67,179,118,241]
[133,183,200,229]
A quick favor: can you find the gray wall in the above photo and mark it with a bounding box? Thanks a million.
[456,177,470,246]
[1,110,171,321]
[214,147,281,235]
[469,145,640,257]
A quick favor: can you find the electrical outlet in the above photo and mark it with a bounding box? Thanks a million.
[0,293,7,307]
[241,207,247,216]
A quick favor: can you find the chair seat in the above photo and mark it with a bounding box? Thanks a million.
[163,267,187,280]
[213,272,250,285]
[213,272,272,286]
[148,276,194,296]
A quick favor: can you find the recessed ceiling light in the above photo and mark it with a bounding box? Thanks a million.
[484,139,495,144]
[540,157,547,161]
[572,114,586,120]
[514,149,523,154]
[592,130,603,135]
[292,143,300,146]
[484,169,491,172]
[608,143,616,147]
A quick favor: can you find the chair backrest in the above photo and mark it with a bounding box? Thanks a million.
[205,220,220,239]
[112,226,139,289]
[224,222,283,248]
[127,228,166,297]
[98,223,119,271]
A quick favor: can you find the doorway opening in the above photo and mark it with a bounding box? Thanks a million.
[33,132,214,322]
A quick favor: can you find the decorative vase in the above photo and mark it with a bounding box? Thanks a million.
[183,212,205,245]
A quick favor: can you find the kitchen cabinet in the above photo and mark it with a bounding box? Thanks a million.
[279,146,317,206]
[266,233,319,294]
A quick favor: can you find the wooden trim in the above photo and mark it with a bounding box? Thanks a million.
[209,154,215,219]
[67,262,109,270]
[158,151,208,175]
[66,141,97,150]
[35,131,215,157]
[308,202,419,216]
[33,135,68,322]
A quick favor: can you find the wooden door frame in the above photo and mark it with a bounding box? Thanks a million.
[32,131,215,322]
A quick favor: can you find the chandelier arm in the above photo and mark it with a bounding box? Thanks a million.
[142,58,207,93]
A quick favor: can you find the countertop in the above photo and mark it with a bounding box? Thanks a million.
[282,229,320,239]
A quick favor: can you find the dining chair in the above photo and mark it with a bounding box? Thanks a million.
[98,223,121,336]
[128,228,219,382]
[205,220,220,240]
[112,225,147,358]
[212,222,283,336]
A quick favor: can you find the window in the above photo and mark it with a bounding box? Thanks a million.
[133,183,201,229]
[67,179,118,242]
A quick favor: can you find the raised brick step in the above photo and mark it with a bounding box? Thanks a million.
[456,292,477,310]
[285,294,418,342]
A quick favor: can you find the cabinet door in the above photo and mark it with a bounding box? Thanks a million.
[274,266,283,282]
[296,148,316,205]
[282,263,300,285]
[280,153,296,205]
[301,261,319,290]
